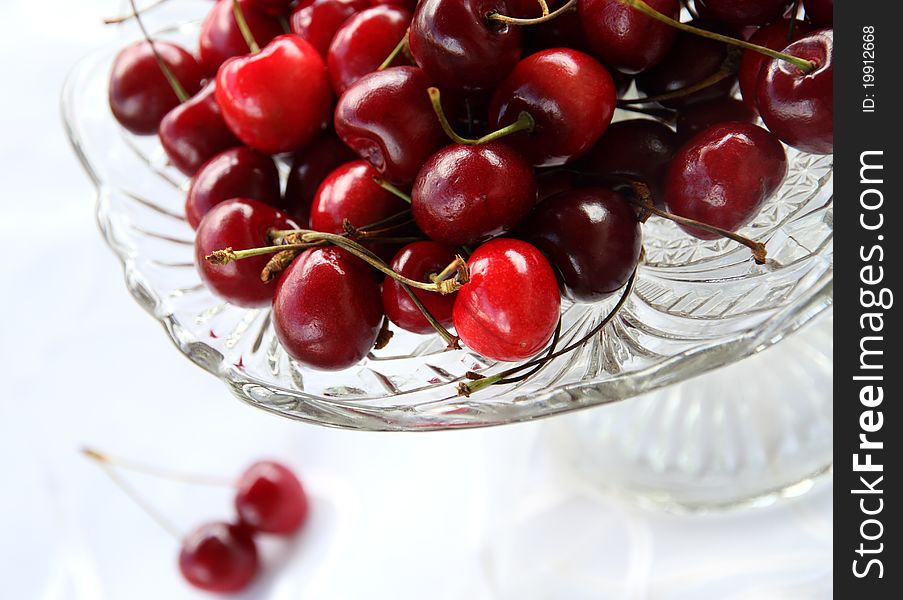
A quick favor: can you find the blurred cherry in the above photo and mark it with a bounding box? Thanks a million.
[179,522,259,594]
[235,461,309,534]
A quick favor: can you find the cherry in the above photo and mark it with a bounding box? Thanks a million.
[453,238,561,362]
[247,0,294,17]
[186,147,281,229]
[178,522,259,593]
[195,198,298,307]
[675,97,756,142]
[108,40,204,135]
[695,0,792,26]
[756,28,833,155]
[159,82,240,176]
[738,19,813,114]
[576,118,678,207]
[283,133,357,224]
[290,0,371,58]
[664,122,787,240]
[235,461,309,534]
[334,66,452,185]
[408,0,522,92]
[382,241,458,334]
[327,5,412,95]
[804,0,832,26]
[579,0,679,74]
[216,35,332,155]
[521,187,641,302]
[488,48,616,167]
[198,0,283,75]
[272,247,384,370]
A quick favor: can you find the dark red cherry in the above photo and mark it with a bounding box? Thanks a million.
[159,83,240,176]
[408,0,522,92]
[675,97,756,142]
[665,122,787,239]
[247,0,294,17]
[488,48,616,167]
[195,198,298,307]
[327,5,412,95]
[577,118,678,207]
[108,40,204,135]
[695,0,792,26]
[578,0,679,74]
[412,143,537,246]
[453,238,561,362]
[272,247,383,370]
[290,0,371,58]
[216,35,332,154]
[179,522,259,593]
[738,19,813,114]
[382,241,458,334]
[334,66,451,185]
[235,461,309,535]
[186,147,281,229]
[283,134,357,223]
[757,29,833,155]
[521,187,641,302]
[198,0,283,75]
[804,0,832,26]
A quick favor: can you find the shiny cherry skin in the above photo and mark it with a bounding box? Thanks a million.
[195,198,298,306]
[757,29,833,155]
[738,19,813,113]
[159,83,240,176]
[453,238,561,362]
[179,522,259,594]
[334,66,451,185]
[489,49,616,167]
[804,0,832,26]
[665,122,788,240]
[283,134,357,223]
[186,147,281,229]
[412,143,537,246]
[108,40,204,135]
[579,0,679,74]
[521,187,641,302]
[198,0,283,75]
[273,247,383,370]
[696,0,791,26]
[382,241,458,334]
[290,0,371,58]
[675,97,756,142]
[327,5,412,95]
[216,35,332,155]
[577,118,678,207]
[247,0,294,17]
[235,461,309,534]
[408,0,522,92]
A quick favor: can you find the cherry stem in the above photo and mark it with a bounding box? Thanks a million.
[81,447,234,487]
[538,0,551,16]
[232,0,261,54]
[616,0,816,73]
[618,47,740,106]
[787,1,801,41]
[616,104,678,122]
[378,28,409,71]
[487,0,576,26]
[128,0,189,102]
[428,87,534,145]
[279,15,291,34]
[103,0,171,24]
[207,243,313,264]
[372,176,412,203]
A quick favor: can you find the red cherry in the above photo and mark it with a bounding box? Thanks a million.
[578,0,679,74]
[290,0,371,58]
[756,28,833,155]
[408,0,522,92]
[382,241,458,334]
[186,147,281,230]
[283,134,357,224]
[453,238,561,362]
[216,35,333,154]
[178,522,259,593]
[195,198,299,307]
[738,19,813,114]
[675,97,756,142]
[273,247,384,369]
[327,5,412,95]
[664,122,787,240]
[108,40,204,135]
[159,83,241,176]
[488,48,616,167]
[247,0,294,17]
[412,142,537,245]
[235,461,309,534]
[198,0,283,75]
[695,0,792,26]
[804,0,832,26]
[334,66,452,185]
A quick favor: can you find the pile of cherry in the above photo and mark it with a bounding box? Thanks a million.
[109,0,834,384]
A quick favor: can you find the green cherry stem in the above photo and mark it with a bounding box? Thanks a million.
[378,28,409,71]
[428,87,535,145]
[372,176,412,203]
[618,47,740,106]
[128,0,189,102]
[232,0,261,54]
[487,0,576,26]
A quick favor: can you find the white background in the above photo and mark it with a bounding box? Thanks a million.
[0,1,832,598]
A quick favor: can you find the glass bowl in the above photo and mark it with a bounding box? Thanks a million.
[62,10,833,433]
